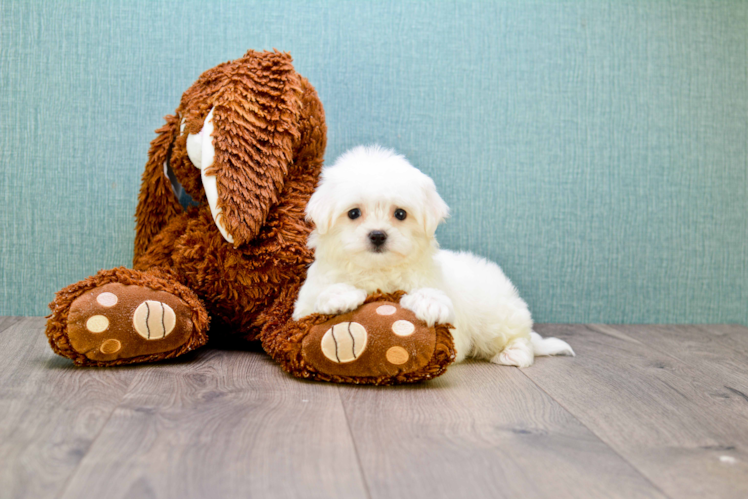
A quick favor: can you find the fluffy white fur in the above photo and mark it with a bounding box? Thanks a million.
[293,145,574,367]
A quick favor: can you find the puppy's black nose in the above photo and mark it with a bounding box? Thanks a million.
[368,230,388,247]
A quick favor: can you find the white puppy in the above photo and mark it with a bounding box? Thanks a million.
[293,145,574,367]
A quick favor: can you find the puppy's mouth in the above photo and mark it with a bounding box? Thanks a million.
[368,245,409,257]
[364,243,410,257]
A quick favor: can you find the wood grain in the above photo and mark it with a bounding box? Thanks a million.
[0,317,136,498]
[612,324,748,397]
[695,324,748,356]
[0,316,23,334]
[3,319,748,498]
[60,346,368,498]
[339,360,663,498]
[527,324,748,498]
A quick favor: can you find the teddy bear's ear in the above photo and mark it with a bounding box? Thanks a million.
[134,114,184,261]
[199,51,303,247]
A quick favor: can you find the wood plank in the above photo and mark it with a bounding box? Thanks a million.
[527,324,748,498]
[695,324,748,356]
[0,317,136,498]
[340,360,663,498]
[4,318,745,498]
[0,316,23,334]
[60,345,368,498]
[610,324,748,397]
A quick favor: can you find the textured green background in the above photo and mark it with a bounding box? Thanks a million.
[1,0,746,323]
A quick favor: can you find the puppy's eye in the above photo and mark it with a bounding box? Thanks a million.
[394,208,407,221]
[348,208,361,220]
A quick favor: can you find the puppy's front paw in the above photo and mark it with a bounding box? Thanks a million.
[315,284,367,315]
[400,288,455,326]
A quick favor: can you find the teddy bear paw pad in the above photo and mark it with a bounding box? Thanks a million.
[67,283,195,362]
[320,322,368,363]
[301,301,437,378]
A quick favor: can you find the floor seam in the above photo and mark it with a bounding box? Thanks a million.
[337,386,373,499]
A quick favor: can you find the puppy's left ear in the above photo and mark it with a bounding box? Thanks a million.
[421,177,450,236]
[305,177,336,235]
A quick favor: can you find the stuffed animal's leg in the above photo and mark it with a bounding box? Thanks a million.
[261,288,457,385]
[46,267,209,367]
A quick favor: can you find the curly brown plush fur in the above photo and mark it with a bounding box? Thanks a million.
[47,50,320,357]
[45,50,455,383]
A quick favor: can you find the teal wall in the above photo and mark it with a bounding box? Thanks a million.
[1,0,746,323]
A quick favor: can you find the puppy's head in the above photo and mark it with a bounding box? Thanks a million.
[306,145,449,269]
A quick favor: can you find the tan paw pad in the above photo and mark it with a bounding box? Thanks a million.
[391,320,415,336]
[86,315,109,333]
[320,322,368,363]
[96,292,118,307]
[132,300,176,340]
[386,346,410,365]
[100,339,121,354]
[376,305,397,316]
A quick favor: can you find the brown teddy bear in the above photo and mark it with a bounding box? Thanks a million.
[45,50,455,385]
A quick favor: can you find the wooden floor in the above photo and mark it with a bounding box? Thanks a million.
[1,318,747,498]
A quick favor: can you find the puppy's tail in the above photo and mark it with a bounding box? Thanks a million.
[531,331,575,357]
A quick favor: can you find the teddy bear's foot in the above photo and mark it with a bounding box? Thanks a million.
[67,283,198,363]
[263,291,456,385]
[47,267,209,367]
